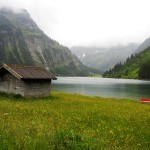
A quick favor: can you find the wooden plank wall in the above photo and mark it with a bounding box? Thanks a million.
[0,72,51,97]
[0,72,25,96]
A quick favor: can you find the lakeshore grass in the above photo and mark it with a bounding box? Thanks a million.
[0,92,150,149]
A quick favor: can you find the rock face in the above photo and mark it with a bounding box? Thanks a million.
[0,8,89,76]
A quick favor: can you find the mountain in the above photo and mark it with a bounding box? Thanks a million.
[103,46,150,79]
[71,43,139,73]
[136,37,150,53]
[0,8,90,76]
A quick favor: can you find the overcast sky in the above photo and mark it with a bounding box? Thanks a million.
[0,0,150,47]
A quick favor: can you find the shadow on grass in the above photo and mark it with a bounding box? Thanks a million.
[0,92,60,102]
[50,129,98,150]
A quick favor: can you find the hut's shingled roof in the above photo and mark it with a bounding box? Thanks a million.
[0,64,57,80]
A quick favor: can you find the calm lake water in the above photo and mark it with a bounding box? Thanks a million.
[51,77,150,100]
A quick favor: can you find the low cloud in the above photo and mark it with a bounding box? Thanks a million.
[0,0,150,47]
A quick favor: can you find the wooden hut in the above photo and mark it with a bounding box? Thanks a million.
[0,64,57,97]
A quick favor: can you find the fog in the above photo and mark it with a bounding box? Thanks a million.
[1,0,150,47]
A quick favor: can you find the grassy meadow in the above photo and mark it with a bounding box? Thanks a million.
[0,92,150,149]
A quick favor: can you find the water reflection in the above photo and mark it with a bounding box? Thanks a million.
[51,77,150,99]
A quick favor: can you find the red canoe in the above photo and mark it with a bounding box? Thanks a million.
[140,98,150,103]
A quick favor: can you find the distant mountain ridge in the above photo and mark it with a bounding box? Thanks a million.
[71,43,139,73]
[0,7,90,76]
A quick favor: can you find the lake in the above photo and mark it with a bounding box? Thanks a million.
[51,77,150,99]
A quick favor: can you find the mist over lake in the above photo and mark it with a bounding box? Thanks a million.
[52,77,150,100]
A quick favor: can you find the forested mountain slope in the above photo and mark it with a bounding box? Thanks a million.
[103,47,150,79]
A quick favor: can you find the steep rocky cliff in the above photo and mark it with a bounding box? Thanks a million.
[0,8,89,76]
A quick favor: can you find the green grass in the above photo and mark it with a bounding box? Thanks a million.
[0,92,150,149]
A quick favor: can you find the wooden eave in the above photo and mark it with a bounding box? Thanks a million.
[2,64,22,80]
